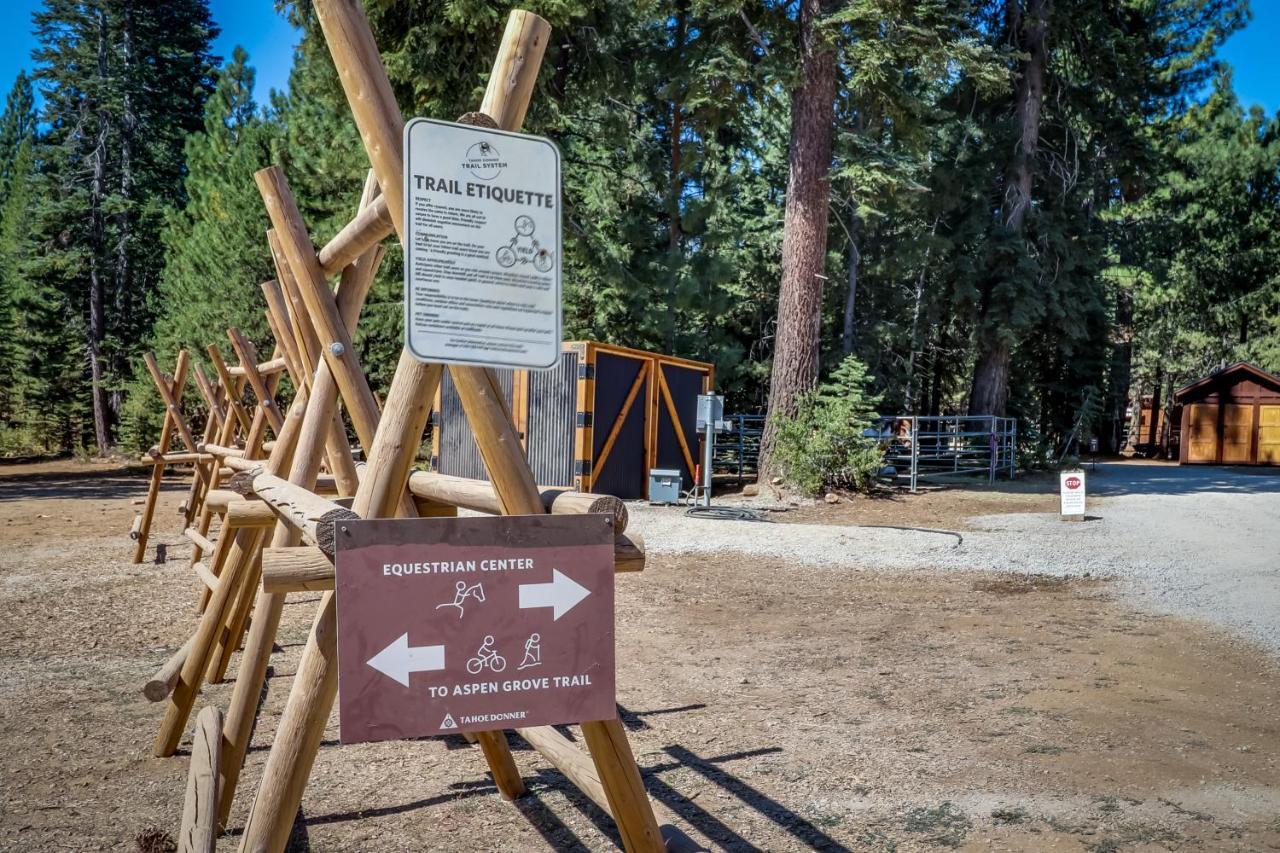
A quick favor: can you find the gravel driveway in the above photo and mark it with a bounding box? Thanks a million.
[629,461,1280,654]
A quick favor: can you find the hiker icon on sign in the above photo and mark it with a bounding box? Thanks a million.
[518,632,542,670]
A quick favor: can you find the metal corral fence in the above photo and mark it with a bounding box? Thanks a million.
[715,414,765,483]
[877,415,1017,492]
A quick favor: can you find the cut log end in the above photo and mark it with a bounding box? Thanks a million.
[226,471,257,497]
[457,111,499,129]
[316,507,362,558]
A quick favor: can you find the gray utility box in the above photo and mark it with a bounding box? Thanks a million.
[648,468,683,505]
[696,394,724,431]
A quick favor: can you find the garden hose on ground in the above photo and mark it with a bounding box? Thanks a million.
[684,506,772,522]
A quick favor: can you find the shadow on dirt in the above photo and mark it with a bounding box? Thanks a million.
[265,701,846,852]
[0,470,166,503]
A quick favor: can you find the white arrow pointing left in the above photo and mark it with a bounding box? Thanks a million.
[519,569,591,621]
[367,633,446,687]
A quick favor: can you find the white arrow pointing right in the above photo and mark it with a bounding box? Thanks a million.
[367,633,446,687]
[519,569,590,621]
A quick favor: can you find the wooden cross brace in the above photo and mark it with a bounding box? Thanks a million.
[132,350,192,563]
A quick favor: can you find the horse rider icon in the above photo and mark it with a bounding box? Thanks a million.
[435,580,486,618]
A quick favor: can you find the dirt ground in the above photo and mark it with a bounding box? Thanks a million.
[2,462,1279,852]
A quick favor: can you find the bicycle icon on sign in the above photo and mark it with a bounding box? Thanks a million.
[466,635,507,675]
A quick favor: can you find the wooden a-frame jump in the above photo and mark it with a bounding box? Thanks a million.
[145,5,672,852]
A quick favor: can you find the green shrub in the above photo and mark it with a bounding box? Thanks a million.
[772,355,884,495]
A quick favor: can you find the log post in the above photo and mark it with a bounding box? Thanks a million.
[259,533,645,593]
[317,194,391,275]
[192,365,248,610]
[227,329,285,436]
[133,351,191,563]
[206,345,253,436]
[142,636,195,702]
[217,171,386,829]
[404,470,629,534]
[178,705,223,853]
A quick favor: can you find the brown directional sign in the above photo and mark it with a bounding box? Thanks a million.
[334,513,616,744]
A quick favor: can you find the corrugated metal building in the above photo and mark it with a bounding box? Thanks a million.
[432,341,714,498]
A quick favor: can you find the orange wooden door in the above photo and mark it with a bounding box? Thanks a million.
[1221,404,1254,463]
[1258,405,1280,464]
[1185,404,1218,462]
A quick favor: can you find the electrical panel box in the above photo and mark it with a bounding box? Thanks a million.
[696,394,725,431]
[647,468,683,505]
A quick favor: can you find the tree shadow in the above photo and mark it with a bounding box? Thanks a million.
[1082,461,1280,496]
[0,470,177,503]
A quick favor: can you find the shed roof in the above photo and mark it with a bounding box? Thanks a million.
[1174,362,1280,401]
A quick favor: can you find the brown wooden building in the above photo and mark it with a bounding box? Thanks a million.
[1174,362,1280,465]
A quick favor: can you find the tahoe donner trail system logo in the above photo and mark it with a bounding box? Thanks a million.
[463,139,506,180]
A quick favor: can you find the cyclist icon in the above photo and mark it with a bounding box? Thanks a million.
[435,581,485,618]
[466,636,507,675]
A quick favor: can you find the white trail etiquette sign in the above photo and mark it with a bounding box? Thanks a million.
[403,118,562,369]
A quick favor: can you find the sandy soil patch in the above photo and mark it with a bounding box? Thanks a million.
[1,462,1278,851]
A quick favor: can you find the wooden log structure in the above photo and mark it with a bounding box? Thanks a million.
[228,356,287,378]
[224,499,277,529]
[151,390,306,758]
[205,345,253,436]
[183,527,217,556]
[230,8,665,853]
[317,194,391,275]
[225,468,358,558]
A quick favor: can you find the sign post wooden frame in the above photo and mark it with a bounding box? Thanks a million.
[216,6,665,851]
[138,8,670,852]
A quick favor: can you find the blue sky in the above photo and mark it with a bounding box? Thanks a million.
[0,2,1274,114]
[0,0,300,107]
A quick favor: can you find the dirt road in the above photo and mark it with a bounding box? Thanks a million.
[639,461,1280,651]
[1,462,1278,851]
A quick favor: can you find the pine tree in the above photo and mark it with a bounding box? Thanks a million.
[0,72,38,435]
[26,0,217,452]
[757,0,838,476]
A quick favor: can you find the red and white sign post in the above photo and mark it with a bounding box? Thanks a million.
[1059,470,1086,521]
[334,514,616,744]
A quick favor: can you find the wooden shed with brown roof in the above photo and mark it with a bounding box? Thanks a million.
[1174,362,1280,465]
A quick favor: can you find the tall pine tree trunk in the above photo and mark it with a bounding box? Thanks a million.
[111,0,135,421]
[758,0,837,477]
[665,0,687,355]
[840,212,859,355]
[968,0,1051,416]
[87,5,111,452]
